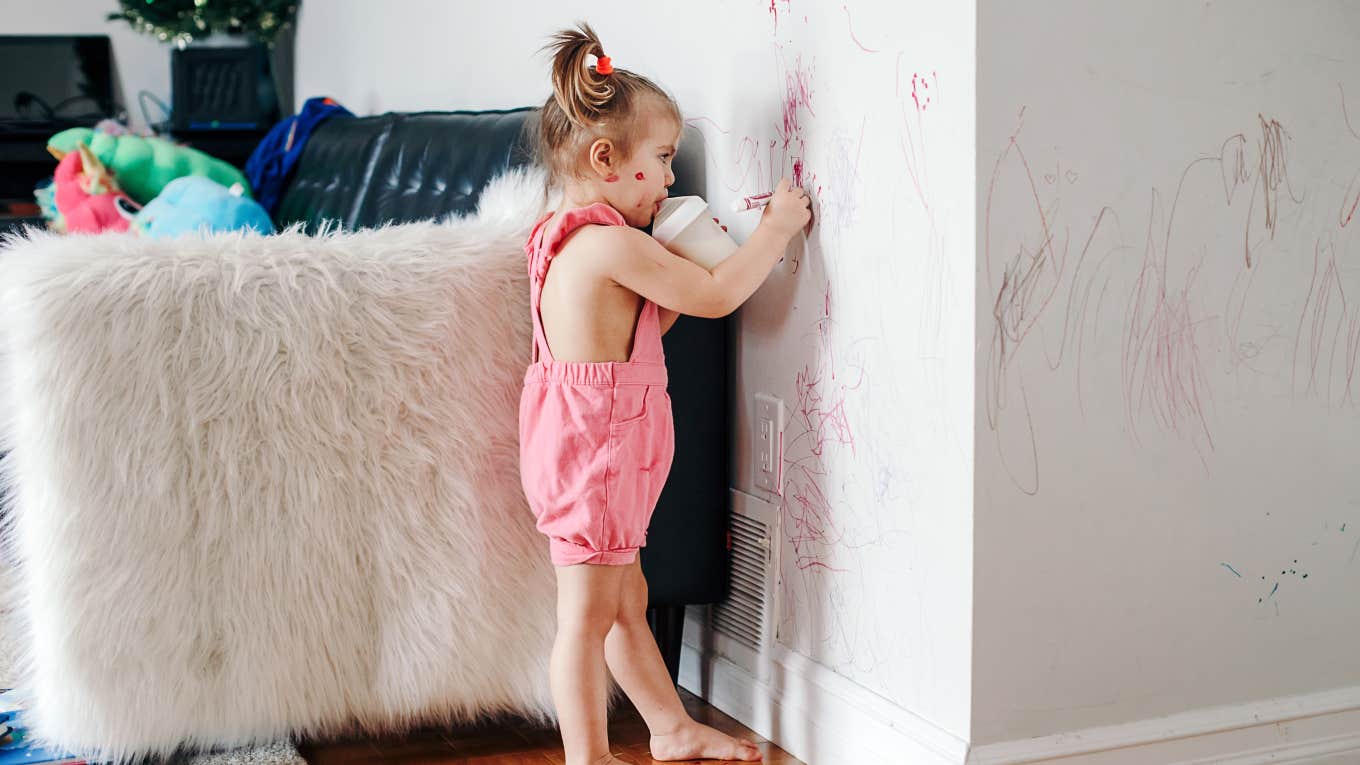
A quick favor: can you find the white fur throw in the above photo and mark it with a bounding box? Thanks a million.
[0,167,565,760]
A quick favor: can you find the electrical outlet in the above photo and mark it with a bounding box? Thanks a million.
[753,393,783,495]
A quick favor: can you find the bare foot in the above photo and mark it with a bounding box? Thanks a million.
[575,753,632,765]
[650,720,763,762]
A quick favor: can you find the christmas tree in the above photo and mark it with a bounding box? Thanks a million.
[107,0,299,46]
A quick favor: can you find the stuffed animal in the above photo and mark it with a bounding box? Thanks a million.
[92,118,153,138]
[48,127,252,205]
[50,143,141,234]
[32,177,58,224]
[132,175,274,239]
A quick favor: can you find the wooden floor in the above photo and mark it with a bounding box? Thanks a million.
[298,687,804,765]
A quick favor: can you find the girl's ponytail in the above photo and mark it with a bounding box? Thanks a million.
[537,22,681,182]
[545,23,613,127]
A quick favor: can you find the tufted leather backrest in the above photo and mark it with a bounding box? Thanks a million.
[275,107,539,232]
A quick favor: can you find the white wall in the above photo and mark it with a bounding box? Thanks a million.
[974,0,1360,750]
[5,0,173,129]
[295,0,976,758]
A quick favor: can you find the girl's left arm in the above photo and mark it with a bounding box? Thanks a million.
[659,307,680,335]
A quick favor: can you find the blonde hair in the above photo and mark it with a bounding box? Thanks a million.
[538,22,682,182]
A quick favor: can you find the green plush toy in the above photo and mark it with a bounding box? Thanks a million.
[48,127,252,205]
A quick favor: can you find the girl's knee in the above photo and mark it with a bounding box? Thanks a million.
[560,593,620,627]
[615,566,649,625]
[556,570,626,634]
[612,603,649,631]
[556,617,614,643]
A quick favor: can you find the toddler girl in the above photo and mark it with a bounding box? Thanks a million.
[519,22,810,765]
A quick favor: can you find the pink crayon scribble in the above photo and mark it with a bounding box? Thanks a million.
[700,52,818,215]
[778,53,815,149]
[1217,134,1250,204]
[779,282,865,573]
[842,4,880,53]
[1292,239,1360,407]
[1341,174,1360,228]
[893,65,955,371]
[898,71,940,222]
[1340,85,1360,228]
[910,71,934,112]
[984,104,1330,493]
[701,133,776,198]
[782,462,847,573]
[1343,84,1360,142]
[1243,115,1300,268]
[684,115,732,135]
[1113,121,1298,459]
[724,136,765,193]
[681,114,754,194]
[772,52,819,269]
[985,107,1128,494]
[1120,188,1215,462]
[767,0,791,33]
[1209,118,1303,374]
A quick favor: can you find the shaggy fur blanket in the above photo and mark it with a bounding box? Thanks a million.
[0,167,564,760]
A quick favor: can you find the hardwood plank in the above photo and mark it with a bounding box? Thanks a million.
[298,688,804,765]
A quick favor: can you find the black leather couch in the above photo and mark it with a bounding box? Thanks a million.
[273,107,728,683]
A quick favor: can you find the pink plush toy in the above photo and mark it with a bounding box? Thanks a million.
[52,143,140,233]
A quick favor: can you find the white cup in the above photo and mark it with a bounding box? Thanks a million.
[652,196,739,270]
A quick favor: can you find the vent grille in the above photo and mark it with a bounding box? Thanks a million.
[712,511,771,651]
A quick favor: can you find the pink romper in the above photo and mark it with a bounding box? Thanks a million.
[518,203,676,566]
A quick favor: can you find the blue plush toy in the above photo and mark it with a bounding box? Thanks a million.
[133,176,275,239]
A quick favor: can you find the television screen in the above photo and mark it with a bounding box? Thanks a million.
[0,35,114,123]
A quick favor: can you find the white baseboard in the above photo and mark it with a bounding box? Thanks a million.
[681,602,1360,765]
[967,685,1360,765]
[678,606,970,765]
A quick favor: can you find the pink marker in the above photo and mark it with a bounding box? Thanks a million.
[731,192,774,212]
[731,189,816,233]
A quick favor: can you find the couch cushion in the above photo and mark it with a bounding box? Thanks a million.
[0,167,561,759]
[274,108,537,232]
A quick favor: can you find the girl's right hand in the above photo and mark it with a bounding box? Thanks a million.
[760,177,812,238]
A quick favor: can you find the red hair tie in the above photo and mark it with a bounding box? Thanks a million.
[595,55,613,75]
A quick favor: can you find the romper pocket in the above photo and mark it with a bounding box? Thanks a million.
[605,384,671,549]
[610,384,651,427]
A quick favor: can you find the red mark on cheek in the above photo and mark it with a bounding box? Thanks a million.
[605,174,619,183]
[635,172,646,181]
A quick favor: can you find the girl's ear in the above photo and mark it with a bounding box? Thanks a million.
[588,137,616,180]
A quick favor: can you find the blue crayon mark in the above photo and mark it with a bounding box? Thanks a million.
[1220,562,1242,578]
